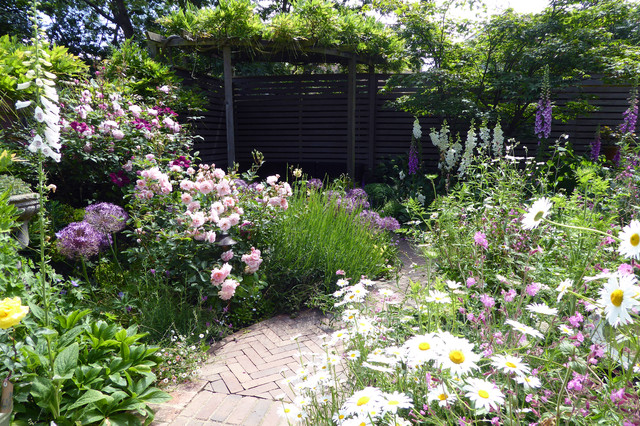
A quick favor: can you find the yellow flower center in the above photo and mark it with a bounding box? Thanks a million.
[611,289,624,307]
[478,390,490,399]
[506,362,517,369]
[388,400,399,405]
[284,408,290,413]
[449,350,465,364]
[357,396,370,406]
[631,233,640,247]
[534,210,544,221]
[419,342,430,351]
[438,393,448,401]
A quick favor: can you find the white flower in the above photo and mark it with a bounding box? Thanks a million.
[382,391,413,414]
[412,118,422,139]
[526,302,558,316]
[522,197,553,230]
[399,170,405,180]
[515,375,542,389]
[598,273,640,328]
[556,279,572,302]
[618,220,640,260]
[402,333,442,367]
[425,290,451,304]
[17,81,31,90]
[558,324,573,335]
[15,100,32,109]
[427,383,457,407]
[505,319,543,339]
[491,354,531,377]
[342,387,384,416]
[435,334,480,376]
[463,378,505,411]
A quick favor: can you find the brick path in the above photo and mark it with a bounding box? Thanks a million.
[151,240,426,425]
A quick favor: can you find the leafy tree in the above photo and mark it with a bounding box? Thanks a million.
[387,0,640,136]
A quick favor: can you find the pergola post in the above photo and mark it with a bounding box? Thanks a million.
[223,45,236,167]
[367,65,376,171]
[347,58,356,181]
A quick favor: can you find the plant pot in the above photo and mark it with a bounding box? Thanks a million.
[7,192,39,248]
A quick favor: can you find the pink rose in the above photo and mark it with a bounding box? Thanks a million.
[221,250,234,262]
[242,247,263,274]
[210,263,232,285]
[218,279,239,300]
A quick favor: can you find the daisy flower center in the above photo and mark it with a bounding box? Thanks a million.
[357,396,370,406]
[478,390,490,399]
[438,393,448,401]
[284,408,291,413]
[611,289,624,307]
[506,362,517,369]
[388,400,399,405]
[419,342,431,351]
[534,210,544,221]
[631,233,640,247]
[449,350,465,364]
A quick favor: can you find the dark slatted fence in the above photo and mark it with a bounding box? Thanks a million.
[179,72,637,177]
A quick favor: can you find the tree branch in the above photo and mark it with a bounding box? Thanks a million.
[80,0,115,23]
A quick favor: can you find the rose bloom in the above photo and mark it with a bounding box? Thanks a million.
[211,263,232,285]
[219,279,239,300]
[0,297,30,329]
[111,129,125,140]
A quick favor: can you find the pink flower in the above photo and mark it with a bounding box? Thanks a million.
[474,231,488,250]
[221,250,234,262]
[204,231,216,244]
[242,247,263,274]
[218,279,239,300]
[181,193,193,204]
[211,263,232,285]
[336,269,346,276]
[266,175,280,185]
[213,168,225,179]
[218,218,231,231]
[196,180,214,194]
[111,129,125,140]
[526,282,541,297]
[187,201,200,213]
[618,263,634,275]
[189,211,205,228]
[466,277,476,288]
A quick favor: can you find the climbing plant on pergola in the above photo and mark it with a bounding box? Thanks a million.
[147,0,405,178]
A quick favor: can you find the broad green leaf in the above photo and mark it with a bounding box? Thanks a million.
[66,389,108,411]
[53,342,79,380]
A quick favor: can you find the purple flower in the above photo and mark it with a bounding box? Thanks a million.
[408,144,419,175]
[590,133,601,162]
[56,221,108,259]
[480,294,495,308]
[620,104,638,134]
[170,155,191,168]
[347,188,368,200]
[110,170,130,187]
[535,98,552,139]
[473,231,488,250]
[307,178,323,190]
[84,202,129,233]
[526,282,541,297]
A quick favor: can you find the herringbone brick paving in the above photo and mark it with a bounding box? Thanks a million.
[151,241,426,425]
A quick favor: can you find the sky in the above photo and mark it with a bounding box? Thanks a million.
[483,0,550,15]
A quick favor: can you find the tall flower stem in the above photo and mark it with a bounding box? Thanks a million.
[543,218,620,243]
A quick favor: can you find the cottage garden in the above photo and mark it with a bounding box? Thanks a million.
[1,0,640,425]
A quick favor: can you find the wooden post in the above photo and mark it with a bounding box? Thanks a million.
[347,58,356,181]
[367,65,376,171]
[223,45,235,167]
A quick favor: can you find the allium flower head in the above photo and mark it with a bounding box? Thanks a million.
[84,202,128,233]
[56,221,108,259]
[618,220,640,260]
[598,273,640,328]
[522,197,553,230]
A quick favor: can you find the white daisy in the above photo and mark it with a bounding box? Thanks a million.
[522,197,553,230]
[426,290,451,304]
[491,354,531,377]
[342,387,385,416]
[277,403,302,422]
[332,410,349,424]
[463,378,505,411]
[618,220,640,260]
[402,333,443,367]
[515,375,542,389]
[347,350,361,360]
[598,272,640,327]
[381,391,413,414]
[427,383,457,407]
[505,319,544,339]
[435,335,481,376]
[558,324,573,335]
[526,302,558,316]
[556,279,572,302]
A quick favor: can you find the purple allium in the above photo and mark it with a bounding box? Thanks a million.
[590,132,601,162]
[347,188,368,200]
[408,144,419,175]
[307,178,323,190]
[110,170,130,187]
[84,202,129,233]
[56,221,108,259]
[379,216,400,231]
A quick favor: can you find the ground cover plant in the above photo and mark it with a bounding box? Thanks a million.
[276,124,640,425]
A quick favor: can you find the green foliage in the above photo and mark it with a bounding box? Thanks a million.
[0,174,32,196]
[253,183,397,313]
[0,35,86,113]
[156,0,406,70]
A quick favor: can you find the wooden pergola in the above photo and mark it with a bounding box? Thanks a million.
[147,32,387,178]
